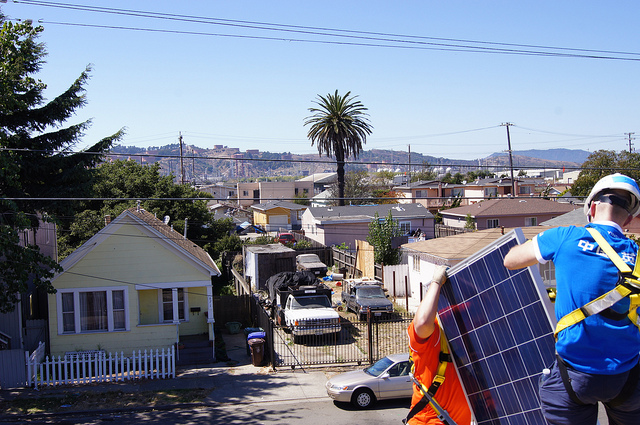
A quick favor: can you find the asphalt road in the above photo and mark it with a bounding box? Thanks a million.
[13,398,411,425]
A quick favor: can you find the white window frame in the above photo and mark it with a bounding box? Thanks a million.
[524,217,537,227]
[487,219,499,229]
[56,286,129,335]
[158,288,189,324]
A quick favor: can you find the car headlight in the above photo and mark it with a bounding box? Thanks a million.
[330,383,349,391]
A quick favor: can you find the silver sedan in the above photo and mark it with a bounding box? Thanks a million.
[325,353,413,408]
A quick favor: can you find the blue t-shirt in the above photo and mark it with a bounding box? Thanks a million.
[533,221,640,374]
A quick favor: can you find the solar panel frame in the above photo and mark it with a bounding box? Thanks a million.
[437,228,557,425]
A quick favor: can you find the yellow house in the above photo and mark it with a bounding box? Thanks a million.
[48,207,220,357]
[251,200,308,232]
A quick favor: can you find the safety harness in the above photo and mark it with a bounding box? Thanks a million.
[554,227,640,407]
[403,326,457,425]
[554,227,640,339]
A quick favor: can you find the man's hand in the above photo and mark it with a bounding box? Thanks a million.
[432,265,448,286]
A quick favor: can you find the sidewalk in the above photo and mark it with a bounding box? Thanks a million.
[0,331,335,420]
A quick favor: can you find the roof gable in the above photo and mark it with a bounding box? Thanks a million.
[57,208,219,278]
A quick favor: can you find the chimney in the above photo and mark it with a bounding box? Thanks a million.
[104,215,111,226]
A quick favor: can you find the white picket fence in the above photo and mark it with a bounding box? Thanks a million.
[26,345,175,389]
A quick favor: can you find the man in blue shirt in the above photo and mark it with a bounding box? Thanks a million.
[504,173,640,425]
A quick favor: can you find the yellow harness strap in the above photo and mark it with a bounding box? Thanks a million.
[410,325,450,415]
[554,228,640,339]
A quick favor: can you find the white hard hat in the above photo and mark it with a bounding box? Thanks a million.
[583,173,640,217]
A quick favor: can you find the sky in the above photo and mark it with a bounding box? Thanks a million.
[3,1,640,162]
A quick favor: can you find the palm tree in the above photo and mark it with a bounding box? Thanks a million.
[305,90,372,206]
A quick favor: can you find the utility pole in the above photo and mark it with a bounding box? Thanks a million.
[408,144,411,185]
[626,132,635,153]
[501,122,516,197]
[179,132,185,185]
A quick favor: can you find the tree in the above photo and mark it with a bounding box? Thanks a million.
[367,211,402,266]
[572,150,640,197]
[305,90,372,206]
[0,16,123,222]
[328,169,372,205]
[0,15,120,312]
[57,160,234,260]
[464,213,476,230]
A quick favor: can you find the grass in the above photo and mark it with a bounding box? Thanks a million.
[3,388,210,415]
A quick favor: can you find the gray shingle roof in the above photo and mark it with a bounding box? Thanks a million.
[306,203,433,222]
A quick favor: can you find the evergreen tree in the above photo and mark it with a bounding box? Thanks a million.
[0,15,121,312]
[1,16,123,221]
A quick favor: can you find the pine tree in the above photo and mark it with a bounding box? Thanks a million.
[0,15,123,221]
[0,15,122,312]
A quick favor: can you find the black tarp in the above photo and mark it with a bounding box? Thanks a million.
[266,270,320,304]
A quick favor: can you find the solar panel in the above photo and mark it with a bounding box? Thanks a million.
[437,228,557,425]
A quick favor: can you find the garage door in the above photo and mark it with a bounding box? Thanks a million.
[269,215,289,225]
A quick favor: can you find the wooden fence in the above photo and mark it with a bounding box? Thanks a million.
[26,345,175,389]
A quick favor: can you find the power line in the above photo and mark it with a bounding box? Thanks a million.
[12,0,640,61]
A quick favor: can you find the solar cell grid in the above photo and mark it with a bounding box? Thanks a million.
[437,228,556,425]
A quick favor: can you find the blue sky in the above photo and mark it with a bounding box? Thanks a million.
[3,1,640,161]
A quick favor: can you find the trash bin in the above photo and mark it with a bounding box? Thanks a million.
[248,338,265,366]
[225,321,242,334]
[246,331,266,355]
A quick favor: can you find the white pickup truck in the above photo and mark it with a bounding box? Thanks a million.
[283,291,341,339]
[273,283,340,341]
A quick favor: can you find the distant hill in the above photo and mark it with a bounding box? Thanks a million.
[109,144,585,182]
[489,148,590,164]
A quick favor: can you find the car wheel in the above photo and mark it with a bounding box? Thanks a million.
[351,388,375,409]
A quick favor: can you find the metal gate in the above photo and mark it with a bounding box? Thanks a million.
[250,296,412,368]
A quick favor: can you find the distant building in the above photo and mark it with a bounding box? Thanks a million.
[440,198,579,230]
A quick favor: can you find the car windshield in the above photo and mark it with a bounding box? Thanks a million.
[290,296,331,309]
[364,356,394,377]
[358,287,386,299]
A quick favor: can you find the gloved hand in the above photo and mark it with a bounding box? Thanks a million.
[432,265,448,286]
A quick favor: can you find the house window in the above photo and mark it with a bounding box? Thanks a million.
[413,255,421,272]
[452,188,464,197]
[484,187,498,197]
[415,190,422,198]
[58,287,128,334]
[242,191,249,196]
[161,288,186,322]
[399,221,411,235]
[520,186,531,195]
[525,217,537,227]
[62,293,75,333]
[487,219,499,229]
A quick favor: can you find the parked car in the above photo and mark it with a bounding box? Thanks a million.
[326,353,412,408]
[341,278,394,319]
[277,232,295,245]
[296,253,328,276]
